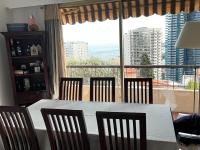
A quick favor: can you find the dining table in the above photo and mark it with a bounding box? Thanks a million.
[26,99,178,150]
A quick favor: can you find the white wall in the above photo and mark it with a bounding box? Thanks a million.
[8,6,45,30]
[0,0,8,31]
[0,1,14,105]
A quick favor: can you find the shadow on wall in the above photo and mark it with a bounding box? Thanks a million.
[0,34,14,105]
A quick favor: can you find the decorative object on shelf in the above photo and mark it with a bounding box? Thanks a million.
[36,44,42,54]
[26,44,31,56]
[10,38,16,57]
[29,62,36,73]
[24,78,30,91]
[14,70,23,75]
[20,64,28,74]
[16,41,22,56]
[28,15,39,31]
[30,44,38,56]
[20,64,26,70]
[34,66,40,73]
[34,60,41,73]
[7,23,28,32]
[16,79,24,92]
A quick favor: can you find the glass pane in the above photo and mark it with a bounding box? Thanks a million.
[62,19,120,101]
[123,13,199,115]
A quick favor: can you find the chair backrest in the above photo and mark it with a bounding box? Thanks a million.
[90,77,115,102]
[59,77,83,101]
[41,108,90,150]
[96,111,146,150]
[0,106,40,150]
[124,78,153,104]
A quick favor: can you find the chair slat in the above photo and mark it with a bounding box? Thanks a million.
[120,119,125,150]
[5,112,20,150]
[90,77,115,102]
[67,115,77,150]
[105,81,107,102]
[130,82,132,103]
[137,81,139,103]
[126,119,131,150]
[59,78,83,101]
[41,109,90,150]
[133,82,136,103]
[95,80,97,101]
[113,119,119,150]
[124,78,153,104]
[62,115,73,149]
[107,118,113,150]
[52,115,63,149]
[75,81,78,100]
[72,116,83,150]
[56,115,67,149]
[145,81,147,104]
[141,81,143,104]
[133,120,137,150]
[0,106,40,150]
[0,112,17,150]
[64,80,67,100]
[10,112,25,150]
[96,111,147,150]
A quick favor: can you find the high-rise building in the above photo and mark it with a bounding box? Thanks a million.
[124,27,163,79]
[165,12,187,82]
[124,33,131,65]
[165,11,200,82]
[64,41,88,60]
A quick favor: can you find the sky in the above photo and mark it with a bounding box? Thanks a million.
[62,14,165,46]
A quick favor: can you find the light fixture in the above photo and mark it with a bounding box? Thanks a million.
[175,21,200,113]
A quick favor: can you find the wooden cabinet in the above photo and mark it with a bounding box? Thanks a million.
[2,31,49,105]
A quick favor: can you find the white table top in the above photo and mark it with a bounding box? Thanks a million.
[28,99,177,144]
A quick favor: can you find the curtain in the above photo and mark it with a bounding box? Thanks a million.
[45,4,66,98]
[60,0,200,25]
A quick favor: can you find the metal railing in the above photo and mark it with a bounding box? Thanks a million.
[66,65,200,113]
[66,64,200,87]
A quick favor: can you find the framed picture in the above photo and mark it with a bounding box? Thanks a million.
[30,45,39,56]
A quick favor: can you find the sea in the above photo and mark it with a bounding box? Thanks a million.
[89,44,119,60]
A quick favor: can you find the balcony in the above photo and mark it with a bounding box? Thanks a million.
[66,65,200,114]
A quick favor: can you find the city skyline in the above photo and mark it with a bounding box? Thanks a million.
[63,12,200,84]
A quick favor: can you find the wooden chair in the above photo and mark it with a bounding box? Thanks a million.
[0,106,40,150]
[59,77,83,101]
[124,78,153,104]
[96,111,147,150]
[41,108,90,150]
[90,77,115,102]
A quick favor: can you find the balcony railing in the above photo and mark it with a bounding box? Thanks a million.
[66,65,200,113]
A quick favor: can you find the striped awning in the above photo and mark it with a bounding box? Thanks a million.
[60,0,200,25]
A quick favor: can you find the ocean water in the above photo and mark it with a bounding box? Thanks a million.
[89,44,120,60]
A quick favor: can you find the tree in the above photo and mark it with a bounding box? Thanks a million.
[186,80,199,90]
[66,57,121,85]
[140,53,154,78]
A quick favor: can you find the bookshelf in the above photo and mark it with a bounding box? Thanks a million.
[2,31,49,105]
